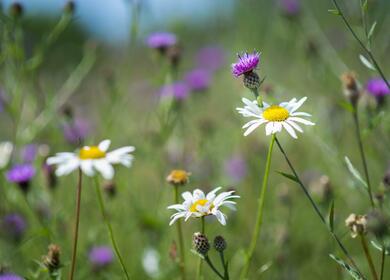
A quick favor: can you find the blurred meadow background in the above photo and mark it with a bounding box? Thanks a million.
[0,0,390,279]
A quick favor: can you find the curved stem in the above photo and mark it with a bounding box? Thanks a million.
[360,235,378,280]
[204,256,224,279]
[240,134,275,279]
[196,217,205,280]
[94,178,131,280]
[174,186,187,280]
[330,0,390,88]
[275,137,364,277]
[219,251,229,280]
[68,169,82,280]
[352,109,374,207]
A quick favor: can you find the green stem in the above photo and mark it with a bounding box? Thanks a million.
[204,256,224,279]
[275,137,364,277]
[174,186,187,280]
[219,251,229,280]
[240,134,276,279]
[352,109,374,207]
[330,0,390,89]
[93,178,131,280]
[196,217,205,280]
[360,235,378,280]
[380,244,386,280]
[68,169,82,280]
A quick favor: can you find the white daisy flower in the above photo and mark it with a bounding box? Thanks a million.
[46,139,135,180]
[167,187,239,226]
[236,97,315,138]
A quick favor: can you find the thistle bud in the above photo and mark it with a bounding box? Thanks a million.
[345,213,367,238]
[244,71,260,90]
[193,232,210,256]
[341,72,360,107]
[213,235,227,252]
[42,244,61,273]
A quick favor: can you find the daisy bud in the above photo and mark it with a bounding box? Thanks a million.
[42,244,61,273]
[341,72,360,106]
[213,235,227,252]
[345,213,367,238]
[193,232,210,256]
[366,210,389,239]
[243,71,260,90]
[166,169,190,186]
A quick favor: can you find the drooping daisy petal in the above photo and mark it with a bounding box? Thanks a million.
[98,140,111,152]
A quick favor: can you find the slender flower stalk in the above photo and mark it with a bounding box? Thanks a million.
[195,217,205,280]
[93,178,130,280]
[204,256,224,280]
[174,185,187,280]
[360,235,378,280]
[69,169,82,280]
[240,133,276,279]
[275,137,364,276]
[380,244,385,280]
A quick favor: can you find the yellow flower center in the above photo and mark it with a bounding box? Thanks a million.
[79,146,106,160]
[263,105,289,121]
[190,199,213,213]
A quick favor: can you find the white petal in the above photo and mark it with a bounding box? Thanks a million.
[286,120,303,133]
[265,122,274,136]
[55,158,80,176]
[80,160,95,176]
[273,122,283,133]
[289,117,315,126]
[282,122,298,139]
[244,122,262,136]
[214,210,226,225]
[182,191,193,201]
[98,140,111,152]
[93,159,115,180]
[193,189,205,200]
[206,187,222,200]
[290,97,307,113]
[291,112,311,117]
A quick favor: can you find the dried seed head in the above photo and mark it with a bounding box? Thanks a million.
[213,235,227,252]
[193,232,210,256]
[243,71,260,90]
[345,213,367,238]
[166,170,190,186]
[43,244,61,272]
[341,72,360,106]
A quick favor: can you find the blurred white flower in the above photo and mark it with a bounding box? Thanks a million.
[237,97,315,138]
[47,139,134,180]
[0,141,13,169]
[167,187,239,226]
[142,247,160,278]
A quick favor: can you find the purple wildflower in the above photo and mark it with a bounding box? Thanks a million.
[196,46,225,72]
[146,32,177,50]
[231,51,260,77]
[365,78,390,97]
[89,246,114,268]
[160,82,190,101]
[20,144,37,163]
[6,164,35,192]
[63,118,90,145]
[0,273,23,280]
[224,154,247,183]
[184,69,212,92]
[280,0,301,17]
[1,213,27,240]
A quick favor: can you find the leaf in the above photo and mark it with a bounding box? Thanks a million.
[338,101,355,113]
[329,254,365,279]
[344,156,368,190]
[368,21,377,39]
[362,0,368,11]
[370,241,390,255]
[277,171,299,183]
[328,200,335,232]
[359,54,375,71]
[328,9,340,15]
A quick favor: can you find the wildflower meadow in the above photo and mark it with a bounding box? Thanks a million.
[0,0,390,279]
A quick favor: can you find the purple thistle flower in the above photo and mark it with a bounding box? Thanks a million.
[280,0,301,17]
[184,69,212,92]
[20,144,37,163]
[6,164,35,192]
[89,246,114,268]
[196,46,225,72]
[63,117,90,145]
[1,213,27,240]
[160,82,190,101]
[365,78,390,97]
[231,51,260,77]
[0,273,23,280]
[224,154,247,183]
[146,32,177,50]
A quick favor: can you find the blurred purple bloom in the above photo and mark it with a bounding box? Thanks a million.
[89,246,114,267]
[366,78,390,97]
[63,118,90,145]
[185,69,212,92]
[196,46,225,72]
[146,32,177,49]
[2,213,27,240]
[21,144,37,163]
[280,0,301,17]
[6,164,35,185]
[224,154,247,183]
[0,273,23,280]
[160,82,190,100]
[231,51,260,77]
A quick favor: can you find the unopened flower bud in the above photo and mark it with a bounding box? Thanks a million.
[9,2,23,18]
[345,213,367,238]
[213,235,227,252]
[341,72,360,106]
[167,45,182,69]
[64,1,75,14]
[244,71,260,90]
[166,170,190,186]
[43,244,61,273]
[193,232,210,256]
